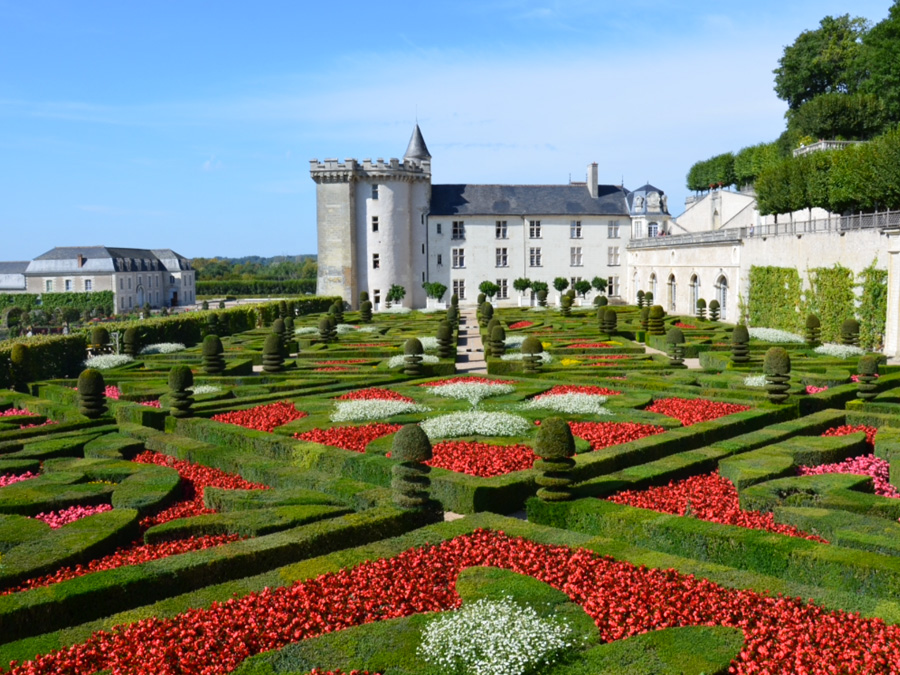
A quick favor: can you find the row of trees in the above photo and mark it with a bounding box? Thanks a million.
[192,255,317,282]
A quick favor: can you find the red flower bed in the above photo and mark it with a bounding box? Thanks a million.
[822,424,878,448]
[645,397,750,426]
[800,454,900,499]
[585,354,628,360]
[569,421,665,450]
[674,322,696,329]
[566,342,617,349]
[507,320,533,330]
[133,451,268,529]
[426,441,536,477]
[6,529,899,675]
[535,385,621,399]
[316,360,369,365]
[2,534,241,595]
[314,367,356,372]
[608,471,827,542]
[337,388,414,403]
[418,376,516,386]
[295,424,402,453]
[350,343,390,348]
[211,401,307,433]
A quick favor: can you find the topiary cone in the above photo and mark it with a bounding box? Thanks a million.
[391,424,436,510]
[731,324,750,364]
[636,290,645,308]
[639,307,650,334]
[262,333,285,373]
[603,309,618,336]
[764,347,791,403]
[857,354,879,400]
[403,338,424,376]
[123,327,140,357]
[202,334,225,375]
[437,322,454,359]
[537,289,548,307]
[91,326,110,350]
[167,365,195,418]
[360,300,373,323]
[648,305,666,335]
[841,318,860,347]
[521,335,543,374]
[533,417,576,501]
[695,298,707,320]
[805,314,821,348]
[560,295,572,317]
[78,368,108,418]
[491,325,506,358]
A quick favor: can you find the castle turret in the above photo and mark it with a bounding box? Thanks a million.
[404,124,431,163]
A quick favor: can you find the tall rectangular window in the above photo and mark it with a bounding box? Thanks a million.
[452,279,466,300]
[373,289,381,305]
[372,253,380,269]
[437,254,443,266]
[452,248,465,268]
[65,279,73,291]
[371,216,379,232]
[371,184,379,200]
[570,276,582,289]
[452,221,465,239]
[495,220,507,238]
[85,279,93,291]
[128,278,132,289]
[495,247,508,267]
[608,276,620,296]
[119,278,123,290]
[608,246,620,266]
[529,247,542,267]
[46,279,53,292]
[529,220,542,238]
[570,220,582,238]
[436,223,442,234]
[496,278,508,299]
[570,247,583,266]
[608,220,620,238]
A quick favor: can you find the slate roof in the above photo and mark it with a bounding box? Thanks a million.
[430,184,630,216]
[0,262,29,274]
[404,124,431,161]
[26,247,190,274]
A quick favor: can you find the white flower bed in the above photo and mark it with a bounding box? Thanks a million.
[379,305,412,314]
[295,326,318,335]
[357,326,380,333]
[387,353,440,368]
[419,596,574,675]
[523,393,612,416]
[417,307,443,313]
[331,399,430,423]
[814,343,866,359]
[423,382,515,408]
[83,354,134,370]
[742,374,767,387]
[420,411,530,439]
[500,351,553,364]
[529,306,548,312]
[418,336,440,351]
[188,385,222,395]
[504,335,527,349]
[139,343,186,355]
[336,324,358,335]
[748,327,804,343]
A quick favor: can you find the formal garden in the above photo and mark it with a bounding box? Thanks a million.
[1,291,900,674]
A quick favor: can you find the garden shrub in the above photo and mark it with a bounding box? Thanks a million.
[666,327,685,368]
[708,299,720,322]
[90,327,110,348]
[763,347,791,403]
[602,309,618,336]
[490,325,506,358]
[858,355,879,401]
[805,314,821,348]
[521,336,543,374]
[534,417,576,501]
[696,298,706,320]
[263,333,285,373]
[731,324,750,363]
[201,334,226,375]
[437,322,454,359]
[78,368,107,419]
[391,424,435,510]
[403,338,424,376]
[841,318,861,347]
[168,365,195,418]
[360,300,373,323]
[647,305,665,336]
[560,295,572,317]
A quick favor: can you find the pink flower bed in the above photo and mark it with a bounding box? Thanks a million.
[0,409,33,417]
[806,385,829,394]
[104,386,160,407]
[799,454,900,498]
[0,472,38,488]
[33,504,113,529]
[566,342,617,349]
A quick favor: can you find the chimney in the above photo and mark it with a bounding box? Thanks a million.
[587,163,598,198]
[77,254,85,268]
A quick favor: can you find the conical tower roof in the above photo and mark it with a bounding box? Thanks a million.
[404,124,431,161]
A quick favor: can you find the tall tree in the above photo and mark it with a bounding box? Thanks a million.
[773,14,870,111]
[787,92,886,140]
[863,1,900,124]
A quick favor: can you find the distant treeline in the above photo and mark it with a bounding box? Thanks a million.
[193,255,317,282]
[196,279,317,296]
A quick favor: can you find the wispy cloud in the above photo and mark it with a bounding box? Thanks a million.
[202,155,223,171]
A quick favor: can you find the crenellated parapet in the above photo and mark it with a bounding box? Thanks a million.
[310,157,431,184]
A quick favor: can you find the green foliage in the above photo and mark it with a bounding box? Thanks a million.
[788,92,886,140]
[747,266,803,334]
[858,260,888,350]
[590,276,607,294]
[764,347,791,375]
[647,305,665,335]
[78,368,107,418]
[386,284,406,305]
[534,417,575,501]
[168,366,195,418]
[666,327,684,345]
[478,281,500,299]
[422,282,447,301]
[686,152,736,192]
[404,338,424,355]
[536,289,548,307]
[805,313,822,347]
[553,277,569,293]
[806,264,855,343]
[574,280,592,298]
[512,277,532,293]
[359,300,373,323]
[262,333,285,373]
[840,317,861,346]
[196,279,316,296]
[707,299,720,322]
[167,365,194,392]
[391,425,433,510]
[734,141,781,187]
[863,1,900,124]
[0,291,114,316]
[560,295,572,317]
[91,327,110,347]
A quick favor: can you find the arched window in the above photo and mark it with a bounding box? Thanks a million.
[649,273,658,301]
[667,274,676,312]
[716,275,728,320]
[689,275,699,315]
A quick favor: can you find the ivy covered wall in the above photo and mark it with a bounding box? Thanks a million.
[747,266,804,334]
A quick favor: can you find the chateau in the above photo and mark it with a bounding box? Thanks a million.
[311,126,672,308]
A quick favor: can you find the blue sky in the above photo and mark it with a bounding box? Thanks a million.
[1,0,895,260]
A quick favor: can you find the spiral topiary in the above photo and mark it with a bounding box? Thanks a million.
[284,315,295,341]
[10,343,30,392]
[644,291,654,306]
[666,327,685,368]
[278,300,288,318]
[262,333,285,373]
[594,295,608,307]
[490,325,506,357]
[731,324,750,363]
[77,368,107,418]
[359,291,369,305]
[318,316,336,343]
[123,327,140,357]
[533,417,576,501]
[805,314,821,348]
[602,309,618,336]
[536,289,548,307]
[696,298,707,320]
[639,307,650,333]
[167,365,195,418]
[647,305,666,335]
[708,299,720,322]
[763,347,791,403]
[481,302,494,322]
[636,290,645,309]
[437,322,454,359]
[446,304,459,325]
[272,317,288,354]
[201,334,225,375]
[521,335,544,374]
[91,326,110,350]
[391,424,436,510]
[359,300,373,323]
[560,295,572,317]
[451,293,459,308]
[403,338,424,376]
[206,313,220,337]
[857,355,879,400]
[331,300,344,325]
[477,293,486,306]
[841,318,860,347]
